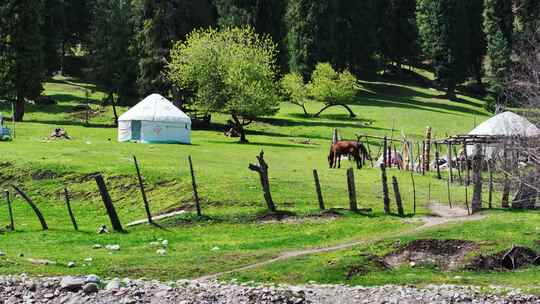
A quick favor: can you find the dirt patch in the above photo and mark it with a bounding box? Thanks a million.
[31,170,59,180]
[468,246,539,271]
[256,210,297,222]
[383,239,478,271]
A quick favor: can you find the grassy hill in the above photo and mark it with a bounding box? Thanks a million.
[0,74,538,292]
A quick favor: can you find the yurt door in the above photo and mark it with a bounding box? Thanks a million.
[132,121,141,140]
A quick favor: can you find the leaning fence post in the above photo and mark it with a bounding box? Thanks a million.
[410,172,417,214]
[446,178,453,209]
[94,174,124,232]
[188,155,202,217]
[447,142,454,183]
[380,164,390,214]
[63,188,78,231]
[3,191,14,231]
[133,156,153,224]
[347,168,358,211]
[392,176,404,217]
[249,150,276,212]
[12,185,48,230]
[312,169,325,210]
[383,137,388,167]
[435,144,442,179]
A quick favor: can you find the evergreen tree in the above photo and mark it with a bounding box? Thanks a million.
[0,0,45,121]
[133,0,215,97]
[515,0,540,34]
[379,0,420,69]
[42,0,65,75]
[417,0,470,99]
[286,0,332,79]
[214,0,288,72]
[467,0,486,85]
[89,0,138,108]
[484,0,513,109]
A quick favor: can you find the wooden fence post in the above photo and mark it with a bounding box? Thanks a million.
[421,141,426,175]
[435,144,441,179]
[447,143,454,183]
[347,168,358,211]
[446,178,453,209]
[487,160,493,209]
[424,126,432,172]
[465,185,471,215]
[188,156,202,217]
[392,176,405,216]
[463,141,470,185]
[380,164,390,214]
[501,144,510,208]
[249,150,276,212]
[12,186,48,230]
[471,146,483,213]
[383,137,388,167]
[365,139,374,167]
[410,172,416,214]
[312,169,325,210]
[3,191,14,231]
[63,188,78,231]
[133,156,154,223]
[94,174,124,232]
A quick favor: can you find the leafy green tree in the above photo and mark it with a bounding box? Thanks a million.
[89,0,138,110]
[417,0,470,99]
[281,72,309,116]
[167,27,280,143]
[0,0,45,121]
[484,0,513,109]
[309,63,359,118]
[133,0,216,97]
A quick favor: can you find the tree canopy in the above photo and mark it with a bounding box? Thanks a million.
[167,27,280,143]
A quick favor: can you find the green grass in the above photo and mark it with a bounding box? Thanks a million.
[0,74,538,290]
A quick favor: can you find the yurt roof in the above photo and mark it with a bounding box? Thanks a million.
[118,94,191,123]
[468,111,540,137]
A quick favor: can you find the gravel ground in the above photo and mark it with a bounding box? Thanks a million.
[0,275,538,304]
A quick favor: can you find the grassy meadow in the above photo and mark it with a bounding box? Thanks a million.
[0,74,538,292]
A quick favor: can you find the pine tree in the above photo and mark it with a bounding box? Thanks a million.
[133,0,215,97]
[467,0,486,85]
[484,0,513,109]
[0,0,45,121]
[286,0,332,79]
[42,0,65,75]
[89,0,138,107]
[380,0,420,69]
[417,0,470,99]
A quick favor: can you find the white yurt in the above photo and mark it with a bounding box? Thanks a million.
[467,111,540,158]
[118,94,191,144]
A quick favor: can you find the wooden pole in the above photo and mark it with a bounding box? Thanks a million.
[12,185,48,230]
[410,141,415,173]
[435,144,442,179]
[383,137,388,167]
[463,140,470,186]
[447,143,454,183]
[11,102,15,138]
[501,144,510,208]
[380,164,390,214]
[387,146,392,168]
[249,150,276,212]
[365,140,374,168]
[133,156,154,223]
[428,180,432,203]
[488,160,493,209]
[188,155,202,217]
[63,188,78,231]
[410,172,417,214]
[447,178,453,209]
[471,147,483,214]
[424,127,432,172]
[465,185,471,215]
[94,174,124,232]
[416,141,421,173]
[312,169,325,210]
[421,141,426,175]
[392,176,404,216]
[3,191,14,231]
[347,168,358,211]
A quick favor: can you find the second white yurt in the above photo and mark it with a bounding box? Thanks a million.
[118,94,191,144]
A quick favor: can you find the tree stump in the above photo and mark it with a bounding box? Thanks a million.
[249,150,276,212]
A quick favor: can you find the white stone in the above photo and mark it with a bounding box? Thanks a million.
[106,244,121,251]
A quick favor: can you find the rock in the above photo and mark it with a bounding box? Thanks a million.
[67,261,76,268]
[60,276,85,292]
[83,283,99,294]
[211,246,220,252]
[98,225,109,234]
[162,240,169,246]
[106,279,121,290]
[92,244,103,249]
[156,249,167,256]
[0,251,5,257]
[149,241,160,246]
[106,244,120,251]
[27,258,56,265]
[85,275,101,284]
[84,257,93,262]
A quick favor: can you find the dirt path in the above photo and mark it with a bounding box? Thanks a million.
[195,203,485,281]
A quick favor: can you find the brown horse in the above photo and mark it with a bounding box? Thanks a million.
[328,140,370,169]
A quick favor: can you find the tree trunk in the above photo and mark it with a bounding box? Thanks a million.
[14,95,25,122]
[471,149,483,214]
[249,151,276,212]
[111,93,119,127]
[445,79,457,100]
[232,114,248,143]
[313,104,356,118]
